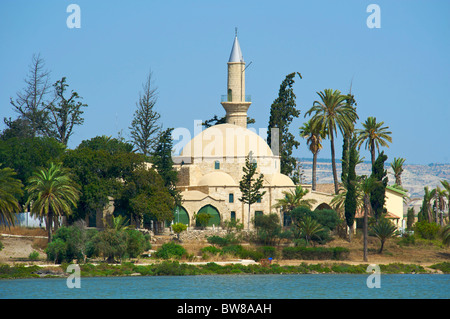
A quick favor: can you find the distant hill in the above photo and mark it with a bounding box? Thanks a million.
[296,158,450,203]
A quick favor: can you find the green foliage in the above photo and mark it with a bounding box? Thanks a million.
[129,71,161,157]
[28,251,40,261]
[344,135,358,229]
[124,229,151,258]
[151,128,180,205]
[282,246,350,260]
[0,164,24,226]
[172,222,187,239]
[207,235,231,247]
[45,225,93,263]
[194,212,212,229]
[0,240,3,252]
[370,151,388,220]
[414,221,441,240]
[253,213,282,246]
[429,262,450,274]
[154,242,187,260]
[369,217,397,253]
[267,72,302,182]
[0,137,65,195]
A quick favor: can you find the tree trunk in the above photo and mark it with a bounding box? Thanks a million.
[330,128,339,194]
[348,224,353,243]
[363,195,370,262]
[47,211,53,243]
[378,240,385,254]
[312,152,318,191]
[247,204,251,231]
[370,140,375,168]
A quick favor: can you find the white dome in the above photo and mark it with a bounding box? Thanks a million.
[180,123,274,159]
[198,171,236,187]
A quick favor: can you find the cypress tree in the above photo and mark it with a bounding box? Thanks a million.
[267,72,301,183]
[370,151,388,220]
[344,136,358,241]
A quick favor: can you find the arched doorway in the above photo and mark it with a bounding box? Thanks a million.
[197,204,220,227]
[173,206,190,225]
[314,203,333,211]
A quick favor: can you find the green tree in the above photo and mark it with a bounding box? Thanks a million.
[172,222,187,241]
[299,119,327,190]
[239,152,266,231]
[253,213,282,246]
[117,166,175,229]
[356,117,392,167]
[267,72,302,183]
[151,128,181,206]
[440,180,450,218]
[359,175,380,262]
[44,77,87,145]
[344,135,359,242]
[442,224,450,246]
[0,165,24,226]
[129,71,162,157]
[406,207,415,230]
[202,114,255,128]
[273,185,317,225]
[390,157,406,187]
[25,163,80,242]
[305,89,358,194]
[370,217,397,254]
[433,186,447,226]
[370,151,388,220]
[0,137,66,197]
[418,186,435,223]
[296,216,324,246]
[62,136,144,224]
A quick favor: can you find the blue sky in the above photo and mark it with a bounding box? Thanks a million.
[1,0,449,165]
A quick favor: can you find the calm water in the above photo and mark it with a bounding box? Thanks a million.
[0,274,448,299]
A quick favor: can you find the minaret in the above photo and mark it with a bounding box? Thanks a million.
[221,32,251,128]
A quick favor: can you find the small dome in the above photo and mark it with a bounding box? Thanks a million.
[198,171,236,187]
[270,173,295,187]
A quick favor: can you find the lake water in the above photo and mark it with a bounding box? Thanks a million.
[0,274,449,299]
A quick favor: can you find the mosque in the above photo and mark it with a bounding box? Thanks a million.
[171,34,335,230]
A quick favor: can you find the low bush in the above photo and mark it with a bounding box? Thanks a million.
[414,221,441,240]
[281,246,350,260]
[154,242,187,260]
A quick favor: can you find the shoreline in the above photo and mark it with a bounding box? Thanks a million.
[1,260,448,279]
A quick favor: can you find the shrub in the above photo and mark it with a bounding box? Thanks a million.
[172,223,187,240]
[414,221,441,240]
[194,212,211,229]
[207,235,230,247]
[29,251,40,261]
[124,229,151,258]
[92,229,127,263]
[46,238,67,264]
[282,246,349,260]
[0,240,3,252]
[154,242,186,260]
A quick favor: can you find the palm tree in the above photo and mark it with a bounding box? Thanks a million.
[356,117,392,167]
[299,119,327,191]
[440,180,450,218]
[442,224,450,246]
[296,216,324,246]
[370,217,397,254]
[0,165,24,227]
[421,186,435,223]
[306,89,358,194]
[26,163,80,242]
[433,186,447,226]
[273,185,317,221]
[390,157,406,186]
[360,175,380,262]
